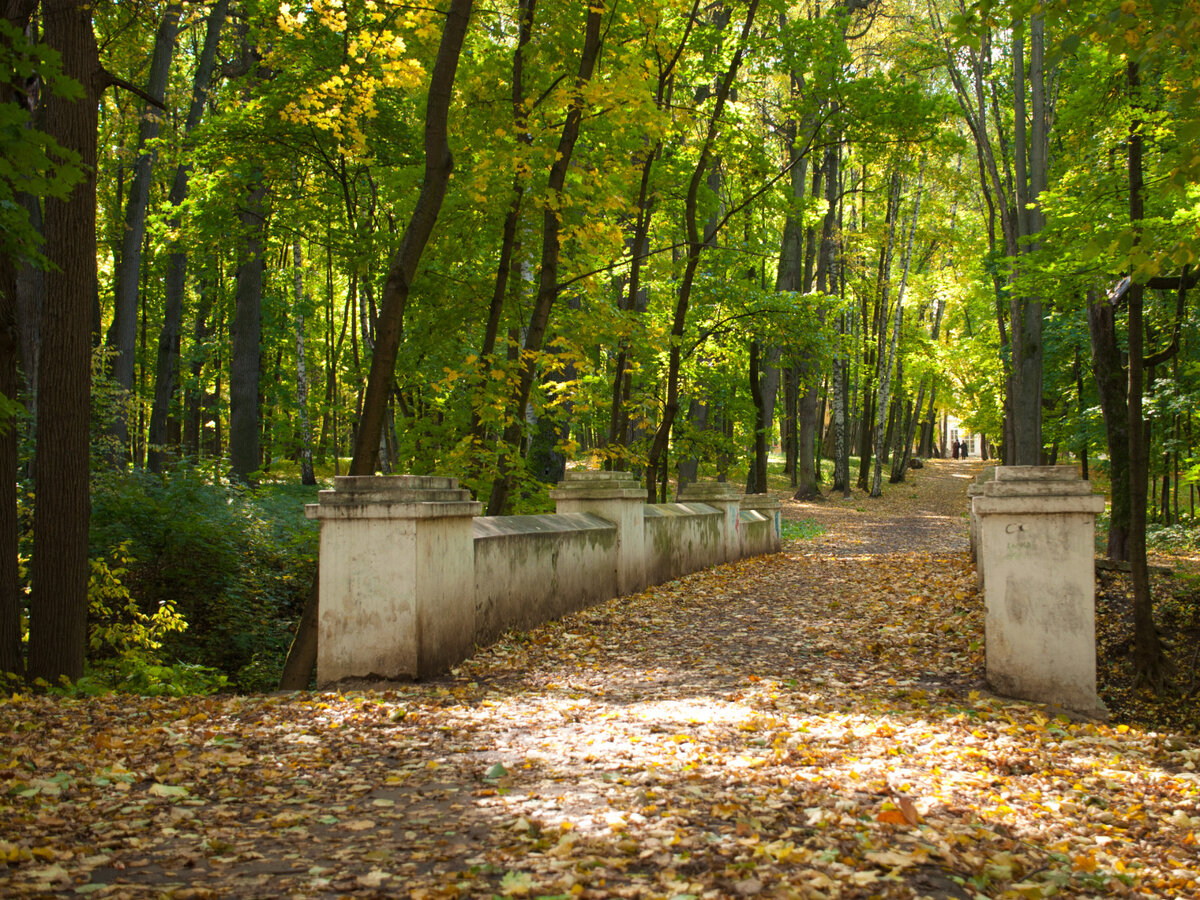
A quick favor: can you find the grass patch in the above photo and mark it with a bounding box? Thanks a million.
[781,519,825,541]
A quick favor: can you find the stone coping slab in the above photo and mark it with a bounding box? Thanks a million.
[473,513,614,539]
[643,502,720,519]
[981,480,1098,499]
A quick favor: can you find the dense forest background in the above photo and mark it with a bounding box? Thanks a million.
[1,0,1197,692]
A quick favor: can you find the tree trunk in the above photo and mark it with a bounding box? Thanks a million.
[292,234,316,485]
[27,0,100,684]
[783,365,798,484]
[1086,292,1130,561]
[146,0,227,473]
[871,162,923,497]
[746,343,781,494]
[1124,60,1168,689]
[644,0,760,504]
[675,399,707,493]
[469,0,535,455]
[105,4,181,460]
[229,179,267,483]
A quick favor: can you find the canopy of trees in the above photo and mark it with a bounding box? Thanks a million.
[1,0,1198,690]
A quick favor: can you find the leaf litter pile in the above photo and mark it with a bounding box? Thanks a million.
[3,461,1200,899]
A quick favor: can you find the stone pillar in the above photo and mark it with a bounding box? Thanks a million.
[550,472,646,595]
[676,481,741,564]
[972,466,1106,715]
[306,475,482,685]
[740,493,783,555]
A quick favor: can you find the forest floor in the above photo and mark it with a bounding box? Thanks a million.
[3,459,1200,899]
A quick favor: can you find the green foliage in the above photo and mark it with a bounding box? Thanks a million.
[0,19,83,264]
[87,469,318,692]
[88,542,187,658]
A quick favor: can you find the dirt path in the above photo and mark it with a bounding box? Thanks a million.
[785,458,983,557]
[3,460,1199,899]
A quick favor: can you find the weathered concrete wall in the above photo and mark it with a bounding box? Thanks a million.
[474,513,617,647]
[740,494,782,557]
[309,474,782,686]
[643,503,722,585]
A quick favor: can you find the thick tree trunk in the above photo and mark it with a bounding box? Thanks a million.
[1125,61,1168,689]
[105,4,181,459]
[27,0,100,684]
[1086,292,1130,561]
[229,180,267,483]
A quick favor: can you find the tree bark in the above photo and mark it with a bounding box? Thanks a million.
[871,162,923,497]
[147,0,228,473]
[1124,60,1168,689]
[1086,291,1130,561]
[292,233,316,485]
[27,0,100,684]
[105,4,181,459]
[228,179,267,483]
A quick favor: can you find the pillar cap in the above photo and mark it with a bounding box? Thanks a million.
[974,494,1105,515]
[677,481,740,502]
[994,465,1080,483]
[740,493,782,511]
[307,474,481,518]
[550,470,644,500]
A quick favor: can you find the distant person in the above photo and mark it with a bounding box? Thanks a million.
[961,439,969,458]
[952,439,959,460]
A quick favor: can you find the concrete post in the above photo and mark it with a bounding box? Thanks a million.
[972,466,1106,715]
[676,481,742,563]
[306,475,482,685]
[740,493,783,555]
[550,472,647,595]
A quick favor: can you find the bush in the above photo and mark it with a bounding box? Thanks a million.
[86,469,319,692]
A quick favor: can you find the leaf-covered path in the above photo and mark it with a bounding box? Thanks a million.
[3,461,1200,899]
